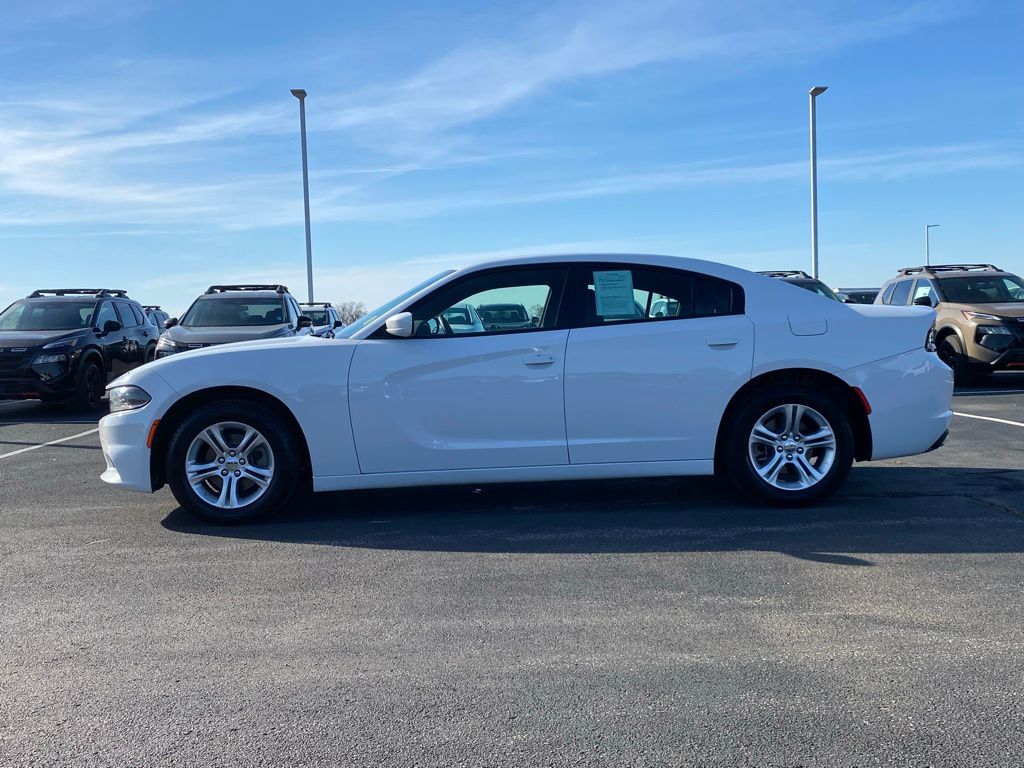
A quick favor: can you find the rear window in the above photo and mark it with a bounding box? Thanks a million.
[182,297,287,327]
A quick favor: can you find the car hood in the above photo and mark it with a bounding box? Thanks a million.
[0,328,89,349]
[163,324,294,344]
[942,302,1024,319]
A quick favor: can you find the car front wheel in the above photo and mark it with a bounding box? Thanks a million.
[722,385,854,506]
[166,400,304,524]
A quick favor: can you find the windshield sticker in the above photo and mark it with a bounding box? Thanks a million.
[593,270,636,318]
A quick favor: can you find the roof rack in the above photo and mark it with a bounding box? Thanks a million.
[28,288,128,298]
[204,284,288,295]
[141,305,162,311]
[756,270,812,279]
[300,301,333,308]
[897,264,1001,276]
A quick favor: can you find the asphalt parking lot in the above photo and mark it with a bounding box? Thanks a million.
[2,376,1023,767]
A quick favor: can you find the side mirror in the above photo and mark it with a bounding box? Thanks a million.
[102,319,122,335]
[164,317,178,329]
[531,316,541,326]
[297,315,313,329]
[913,296,933,307]
[333,319,344,328]
[385,312,413,338]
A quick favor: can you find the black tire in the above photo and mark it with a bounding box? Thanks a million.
[74,358,105,411]
[165,399,305,525]
[938,335,975,387]
[721,384,854,507]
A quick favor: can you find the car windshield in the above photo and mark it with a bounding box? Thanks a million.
[303,309,329,324]
[181,297,287,327]
[0,300,96,331]
[791,280,842,302]
[938,275,1024,304]
[336,271,455,338]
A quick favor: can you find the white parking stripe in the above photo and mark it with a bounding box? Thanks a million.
[954,411,1024,428]
[0,427,100,460]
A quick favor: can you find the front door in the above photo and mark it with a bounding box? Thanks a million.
[348,266,570,474]
[563,264,754,464]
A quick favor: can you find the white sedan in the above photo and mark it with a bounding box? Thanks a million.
[99,254,953,524]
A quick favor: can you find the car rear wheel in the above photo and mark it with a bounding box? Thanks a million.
[166,400,303,524]
[74,358,105,411]
[722,385,854,506]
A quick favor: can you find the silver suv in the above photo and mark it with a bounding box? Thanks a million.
[156,285,312,358]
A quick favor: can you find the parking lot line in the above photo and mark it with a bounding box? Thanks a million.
[954,411,1024,429]
[0,427,100,460]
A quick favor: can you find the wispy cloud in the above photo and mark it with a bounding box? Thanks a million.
[0,0,983,234]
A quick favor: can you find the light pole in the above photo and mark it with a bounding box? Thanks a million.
[925,224,940,266]
[291,88,314,304]
[809,85,828,279]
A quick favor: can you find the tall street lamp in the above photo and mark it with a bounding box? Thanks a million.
[925,224,940,266]
[809,85,828,279]
[291,88,314,304]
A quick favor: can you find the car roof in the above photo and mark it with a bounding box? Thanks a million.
[201,290,284,299]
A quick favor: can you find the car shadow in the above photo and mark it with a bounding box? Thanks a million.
[0,400,106,425]
[162,466,1024,563]
[954,371,1024,396]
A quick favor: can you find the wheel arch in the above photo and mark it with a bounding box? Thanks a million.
[715,368,872,464]
[149,385,312,491]
[934,323,965,347]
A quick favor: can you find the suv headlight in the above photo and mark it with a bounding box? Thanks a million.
[963,310,1005,322]
[976,325,1014,351]
[108,385,151,412]
[156,337,185,355]
[31,352,71,381]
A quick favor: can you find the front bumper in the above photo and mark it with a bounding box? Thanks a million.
[98,373,178,493]
[843,348,954,461]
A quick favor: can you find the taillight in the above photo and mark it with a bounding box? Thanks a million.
[925,327,937,353]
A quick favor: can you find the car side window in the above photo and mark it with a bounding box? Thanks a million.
[578,266,742,326]
[129,304,146,325]
[911,280,937,307]
[880,283,896,304]
[113,302,137,327]
[286,299,299,325]
[889,280,913,306]
[407,267,567,337]
[94,302,118,330]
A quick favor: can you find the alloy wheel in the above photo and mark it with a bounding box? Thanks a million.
[184,421,275,509]
[747,404,837,491]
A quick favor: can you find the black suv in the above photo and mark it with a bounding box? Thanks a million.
[0,289,158,409]
[757,270,846,302]
[142,305,171,331]
[156,285,312,358]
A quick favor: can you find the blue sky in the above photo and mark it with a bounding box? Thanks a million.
[1,0,1022,312]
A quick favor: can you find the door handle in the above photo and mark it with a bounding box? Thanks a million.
[706,339,738,349]
[523,354,556,366]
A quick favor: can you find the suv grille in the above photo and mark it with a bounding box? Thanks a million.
[0,350,33,375]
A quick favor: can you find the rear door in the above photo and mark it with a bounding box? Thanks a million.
[114,302,147,369]
[563,263,754,464]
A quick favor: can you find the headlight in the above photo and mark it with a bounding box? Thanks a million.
[33,353,69,366]
[155,338,186,356]
[107,385,151,412]
[963,310,1004,322]
[978,325,1013,335]
[31,351,71,381]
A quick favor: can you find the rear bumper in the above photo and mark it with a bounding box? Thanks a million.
[842,348,954,461]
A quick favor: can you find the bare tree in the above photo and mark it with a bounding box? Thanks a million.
[337,301,367,326]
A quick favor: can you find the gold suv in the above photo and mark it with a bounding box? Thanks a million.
[876,264,1024,384]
